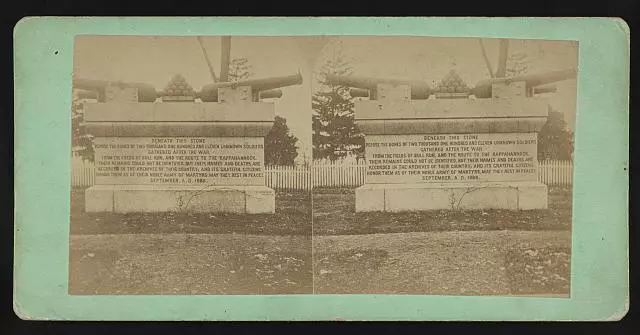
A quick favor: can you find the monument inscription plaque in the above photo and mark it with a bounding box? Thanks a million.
[94,137,265,186]
[365,133,538,184]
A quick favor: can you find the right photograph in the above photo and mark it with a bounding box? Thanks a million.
[311,36,577,296]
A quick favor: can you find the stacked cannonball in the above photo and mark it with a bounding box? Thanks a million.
[160,74,196,101]
[434,69,470,94]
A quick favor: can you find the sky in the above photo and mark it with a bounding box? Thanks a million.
[75,36,578,163]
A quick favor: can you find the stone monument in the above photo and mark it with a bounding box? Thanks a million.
[75,72,302,214]
[328,68,576,212]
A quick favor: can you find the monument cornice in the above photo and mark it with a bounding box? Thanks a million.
[83,121,274,137]
[354,98,549,120]
[356,117,547,135]
[84,102,275,122]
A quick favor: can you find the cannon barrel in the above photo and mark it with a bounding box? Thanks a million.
[471,68,577,98]
[533,84,557,95]
[326,74,431,99]
[198,72,303,102]
[259,89,283,99]
[505,68,577,87]
[72,77,159,102]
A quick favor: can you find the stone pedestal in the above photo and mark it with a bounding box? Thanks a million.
[85,185,275,214]
[83,102,276,214]
[354,98,550,212]
[355,182,547,212]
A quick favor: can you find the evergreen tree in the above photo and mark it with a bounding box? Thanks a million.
[264,116,299,166]
[227,58,253,82]
[311,55,364,161]
[537,106,574,161]
[71,91,95,162]
[505,51,530,77]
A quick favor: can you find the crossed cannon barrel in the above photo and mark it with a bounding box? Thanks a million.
[73,78,159,102]
[73,71,303,103]
[326,73,431,100]
[470,68,577,98]
[326,68,577,99]
[198,72,303,102]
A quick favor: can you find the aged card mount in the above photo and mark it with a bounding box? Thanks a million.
[13,17,629,321]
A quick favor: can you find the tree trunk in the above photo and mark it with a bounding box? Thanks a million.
[220,36,231,82]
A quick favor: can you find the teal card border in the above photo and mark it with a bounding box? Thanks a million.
[13,17,629,321]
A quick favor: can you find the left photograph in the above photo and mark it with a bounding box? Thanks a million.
[69,36,319,294]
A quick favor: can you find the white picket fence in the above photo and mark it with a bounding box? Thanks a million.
[265,165,312,190]
[72,159,96,187]
[71,158,573,190]
[538,160,574,187]
[312,163,366,188]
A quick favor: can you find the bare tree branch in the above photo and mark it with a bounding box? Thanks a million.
[196,36,218,83]
[495,39,510,78]
[478,39,495,78]
[220,36,231,82]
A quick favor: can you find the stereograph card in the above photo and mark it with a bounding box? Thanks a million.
[13,17,629,321]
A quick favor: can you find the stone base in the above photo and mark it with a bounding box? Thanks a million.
[355,182,548,212]
[85,185,275,214]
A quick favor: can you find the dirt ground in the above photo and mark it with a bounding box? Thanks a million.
[69,189,313,295]
[69,233,312,295]
[311,187,572,296]
[313,230,571,296]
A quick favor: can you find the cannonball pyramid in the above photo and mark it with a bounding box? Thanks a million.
[161,74,196,97]
[434,69,470,94]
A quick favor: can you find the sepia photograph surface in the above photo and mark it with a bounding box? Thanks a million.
[311,36,577,296]
[69,36,319,294]
[69,35,577,297]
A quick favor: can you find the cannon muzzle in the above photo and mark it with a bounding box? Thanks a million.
[259,89,283,99]
[471,68,577,98]
[533,84,557,95]
[198,72,303,102]
[326,74,431,100]
[72,77,159,102]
